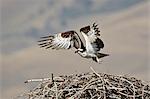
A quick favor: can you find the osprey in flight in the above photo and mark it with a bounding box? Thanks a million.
[38,23,109,63]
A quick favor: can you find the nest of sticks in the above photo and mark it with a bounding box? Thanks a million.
[18,67,150,99]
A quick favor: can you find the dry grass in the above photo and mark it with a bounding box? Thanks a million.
[17,67,150,99]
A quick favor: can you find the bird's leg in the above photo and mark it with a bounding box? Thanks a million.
[96,57,102,64]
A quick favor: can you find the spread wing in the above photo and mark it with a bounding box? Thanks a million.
[38,31,83,50]
[80,23,104,52]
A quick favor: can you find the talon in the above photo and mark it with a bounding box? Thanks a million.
[96,57,102,63]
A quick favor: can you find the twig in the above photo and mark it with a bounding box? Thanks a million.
[54,82,58,99]
[18,67,150,99]
[24,78,51,83]
[90,66,106,99]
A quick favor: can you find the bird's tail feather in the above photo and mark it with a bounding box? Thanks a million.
[96,53,109,58]
[92,53,109,63]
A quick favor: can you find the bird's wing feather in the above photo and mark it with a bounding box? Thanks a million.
[38,31,82,50]
[80,23,104,52]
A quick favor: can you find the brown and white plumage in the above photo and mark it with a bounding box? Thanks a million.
[79,23,107,63]
[38,31,85,50]
[38,23,108,63]
[80,23,104,52]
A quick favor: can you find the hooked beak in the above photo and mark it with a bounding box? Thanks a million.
[75,50,78,53]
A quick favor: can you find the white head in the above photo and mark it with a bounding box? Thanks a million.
[75,49,87,57]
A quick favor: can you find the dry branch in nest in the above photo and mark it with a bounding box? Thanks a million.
[17,67,150,99]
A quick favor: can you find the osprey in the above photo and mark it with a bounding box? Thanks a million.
[38,23,109,63]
